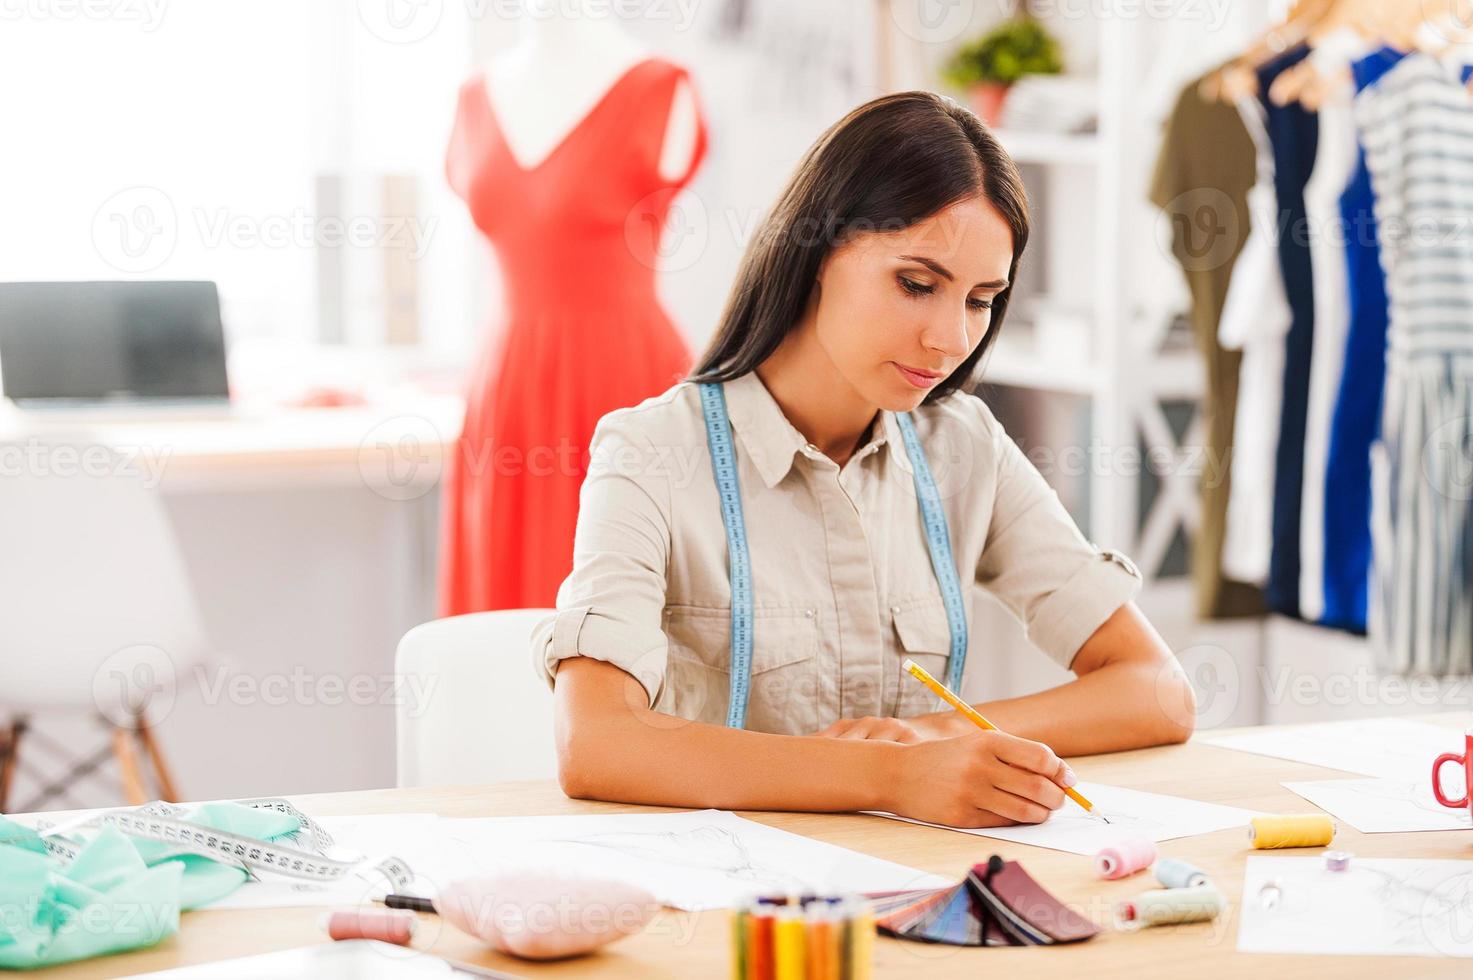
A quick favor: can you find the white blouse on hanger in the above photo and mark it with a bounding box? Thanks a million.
[1219,94,1293,587]
[1298,32,1367,623]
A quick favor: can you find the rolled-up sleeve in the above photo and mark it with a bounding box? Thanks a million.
[972,405,1143,670]
[529,415,673,707]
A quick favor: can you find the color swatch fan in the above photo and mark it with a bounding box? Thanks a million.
[870,857,1098,947]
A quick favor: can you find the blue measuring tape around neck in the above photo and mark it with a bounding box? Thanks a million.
[698,381,969,729]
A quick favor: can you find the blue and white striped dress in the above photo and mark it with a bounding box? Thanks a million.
[1354,52,1473,675]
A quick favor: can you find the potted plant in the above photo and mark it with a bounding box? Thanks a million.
[942,18,1063,127]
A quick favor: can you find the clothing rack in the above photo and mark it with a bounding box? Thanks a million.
[1154,2,1473,675]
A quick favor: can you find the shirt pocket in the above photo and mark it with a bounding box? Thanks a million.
[889,594,953,717]
[661,604,821,734]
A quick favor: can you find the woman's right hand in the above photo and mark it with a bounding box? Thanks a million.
[883,730,1076,828]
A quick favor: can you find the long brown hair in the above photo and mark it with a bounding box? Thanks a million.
[688,90,1029,403]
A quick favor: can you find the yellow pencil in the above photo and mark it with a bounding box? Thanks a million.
[902,658,1098,816]
[773,906,806,980]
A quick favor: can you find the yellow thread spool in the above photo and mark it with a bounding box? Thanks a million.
[1249,814,1336,849]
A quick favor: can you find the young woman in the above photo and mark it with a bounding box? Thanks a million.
[531,91,1195,830]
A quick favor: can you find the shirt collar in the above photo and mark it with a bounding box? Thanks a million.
[723,371,899,489]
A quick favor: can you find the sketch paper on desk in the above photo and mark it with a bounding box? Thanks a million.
[1282,777,1472,833]
[414,809,950,911]
[1204,718,1461,779]
[1239,856,1473,957]
[867,783,1260,855]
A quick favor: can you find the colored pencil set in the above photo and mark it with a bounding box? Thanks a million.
[729,895,874,980]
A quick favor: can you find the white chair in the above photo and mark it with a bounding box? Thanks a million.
[394,608,558,787]
[0,435,208,810]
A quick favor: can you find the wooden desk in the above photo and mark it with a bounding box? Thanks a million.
[36,713,1473,978]
[0,395,465,493]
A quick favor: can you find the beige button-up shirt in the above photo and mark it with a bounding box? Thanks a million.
[530,370,1143,736]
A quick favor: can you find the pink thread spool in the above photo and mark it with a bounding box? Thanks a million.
[1095,838,1158,880]
[323,908,417,946]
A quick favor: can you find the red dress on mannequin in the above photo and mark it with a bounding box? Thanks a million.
[439,56,708,614]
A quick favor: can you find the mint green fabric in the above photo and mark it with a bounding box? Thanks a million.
[128,802,303,910]
[0,802,305,970]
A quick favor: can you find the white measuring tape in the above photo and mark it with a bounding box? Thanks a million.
[35,798,413,892]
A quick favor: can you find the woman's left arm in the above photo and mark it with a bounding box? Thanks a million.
[905,601,1197,754]
[818,400,1197,754]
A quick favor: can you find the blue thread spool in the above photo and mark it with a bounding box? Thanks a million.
[1154,857,1209,890]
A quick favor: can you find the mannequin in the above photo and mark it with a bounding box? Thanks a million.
[438,0,711,614]
[485,0,700,183]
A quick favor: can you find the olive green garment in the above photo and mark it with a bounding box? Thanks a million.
[1148,68,1266,619]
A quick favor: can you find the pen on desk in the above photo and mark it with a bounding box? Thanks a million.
[901,658,1104,821]
[383,893,438,914]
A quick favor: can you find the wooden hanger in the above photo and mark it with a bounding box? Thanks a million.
[1415,0,1473,54]
[1366,0,1473,95]
[1200,0,1343,103]
[1267,0,1378,109]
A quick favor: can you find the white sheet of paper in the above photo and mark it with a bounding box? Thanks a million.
[23,804,947,912]
[867,782,1260,855]
[1239,856,1473,957]
[404,809,950,911]
[1204,717,1463,779]
[129,940,463,978]
[1282,777,1472,834]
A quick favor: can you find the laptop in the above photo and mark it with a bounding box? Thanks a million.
[0,280,232,417]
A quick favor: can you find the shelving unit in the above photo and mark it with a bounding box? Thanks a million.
[982,338,1103,396]
[878,8,1201,582]
[991,128,1100,166]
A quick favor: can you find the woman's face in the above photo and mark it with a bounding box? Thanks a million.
[809,193,1014,411]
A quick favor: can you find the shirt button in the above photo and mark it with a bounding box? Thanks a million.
[1099,548,1142,580]
[804,608,815,618]
[891,604,900,614]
